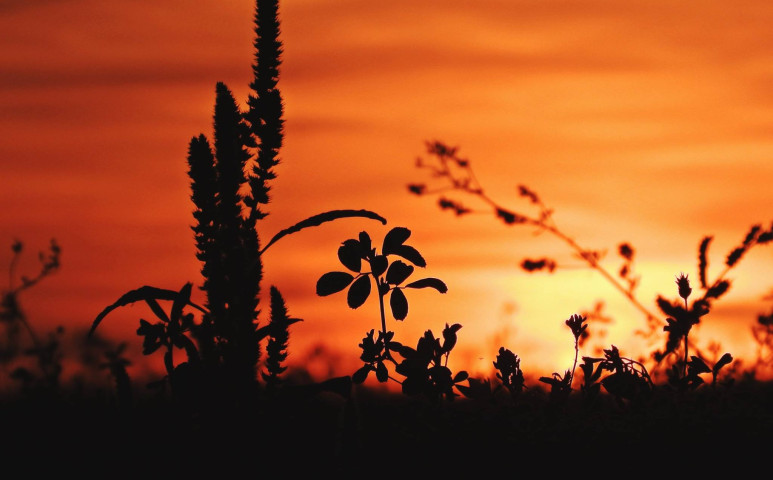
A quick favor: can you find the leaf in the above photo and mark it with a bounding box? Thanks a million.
[358,231,372,255]
[392,245,426,268]
[386,260,414,285]
[260,210,387,255]
[316,272,355,296]
[394,343,415,358]
[376,362,388,382]
[338,240,362,272]
[382,227,411,255]
[170,283,192,325]
[539,376,559,387]
[145,298,170,324]
[714,353,733,373]
[347,275,371,309]
[89,284,206,337]
[352,365,371,384]
[689,356,711,374]
[390,288,408,320]
[370,255,388,277]
[453,371,469,383]
[405,278,448,293]
[442,323,462,353]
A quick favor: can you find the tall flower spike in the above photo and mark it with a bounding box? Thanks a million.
[676,273,692,301]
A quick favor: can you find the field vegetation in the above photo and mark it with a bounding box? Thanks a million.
[2,0,772,474]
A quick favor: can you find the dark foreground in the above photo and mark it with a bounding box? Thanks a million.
[3,377,773,476]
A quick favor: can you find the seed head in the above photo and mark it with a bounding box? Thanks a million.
[676,273,692,300]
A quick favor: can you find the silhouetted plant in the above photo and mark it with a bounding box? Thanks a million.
[316,227,469,401]
[89,0,386,403]
[408,141,661,334]
[492,347,526,399]
[677,352,734,390]
[539,313,588,405]
[752,293,773,371]
[409,141,772,370]
[580,345,652,407]
[654,271,735,391]
[1,239,62,395]
[99,342,133,411]
[393,324,469,402]
[262,286,302,388]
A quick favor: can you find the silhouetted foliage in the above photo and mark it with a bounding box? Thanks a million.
[89,0,385,406]
[1,239,62,395]
[581,345,652,407]
[8,3,773,473]
[492,347,526,398]
[409,140,773,375]
[262,286,302,387]
[317,227,471,403]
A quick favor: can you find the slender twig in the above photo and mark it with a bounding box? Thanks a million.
[412,146,663,328]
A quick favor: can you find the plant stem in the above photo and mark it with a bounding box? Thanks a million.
[570,337,579,390]
[419,151,664,329]
[378,286,387,339]
[542,222,661,326]
[376,277,393,365]
[683,297,689,379]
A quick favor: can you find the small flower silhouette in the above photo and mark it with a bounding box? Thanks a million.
[676,273,692,301]
[565,313,588,342]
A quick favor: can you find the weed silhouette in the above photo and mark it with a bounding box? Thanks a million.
[1,239,62,396]
[89,0,385,411]
[316,227,469,403]
[409,140,773,372]
[5,2,773,473]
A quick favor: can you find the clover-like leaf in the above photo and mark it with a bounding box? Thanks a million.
[170,283,192,325]
[316,272,355,296]
[390,288,409,320]
[352,365,371,384]
[386,260,414,285]
[441,323,462,353]
[370,255,388,277]
[382,227,411,255]
[405,278,447,293]
[688,356,711,374]
[359,231,372,256]
[713,353,733,373]
[347,275,371,309]
[338,239,362,272]
[376,361,388,382]
[392,245,426,268]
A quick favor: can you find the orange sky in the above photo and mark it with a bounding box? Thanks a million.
[2,0,772,387]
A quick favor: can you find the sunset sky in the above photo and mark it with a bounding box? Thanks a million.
[2,0,772,386]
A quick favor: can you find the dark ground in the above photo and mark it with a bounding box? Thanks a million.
[2,376,772,476]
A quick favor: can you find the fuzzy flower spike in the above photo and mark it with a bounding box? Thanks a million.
[676,273,692,302]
